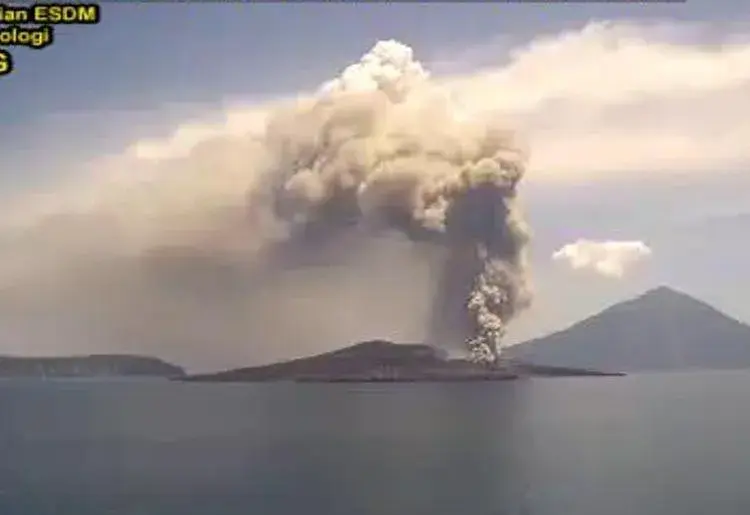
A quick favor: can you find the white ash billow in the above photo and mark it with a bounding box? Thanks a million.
[254,41,532,363]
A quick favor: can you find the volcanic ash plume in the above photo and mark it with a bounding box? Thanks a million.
[255,40,532,362]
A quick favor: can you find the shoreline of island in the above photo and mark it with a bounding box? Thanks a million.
[0,342,626,382]
[178,341,625,383]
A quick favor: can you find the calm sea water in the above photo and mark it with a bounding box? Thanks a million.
[2,372,750,515]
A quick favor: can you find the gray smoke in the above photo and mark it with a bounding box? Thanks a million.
[0,40,531,368]
[253,40,532,362]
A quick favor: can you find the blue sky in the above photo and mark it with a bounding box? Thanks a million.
[1,1,749,369]
[2,1,740,191]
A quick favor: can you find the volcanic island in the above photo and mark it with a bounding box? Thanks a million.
[179,340,624,383]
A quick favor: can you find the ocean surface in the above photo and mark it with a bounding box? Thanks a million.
[2,372,750,515]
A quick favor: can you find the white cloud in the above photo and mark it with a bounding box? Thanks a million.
[67,20,750,192]
[127,107,271,161]
[439,22,750,181]
[552,239,653,278]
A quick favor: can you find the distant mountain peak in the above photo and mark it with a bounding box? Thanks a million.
[632,285,718,314]
[638,285,691,300]
[508,286,750,372]
[643,285,679,295]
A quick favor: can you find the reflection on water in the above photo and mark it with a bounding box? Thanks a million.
[2,373,750,515]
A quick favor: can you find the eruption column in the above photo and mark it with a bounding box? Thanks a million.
[256,40,532,363]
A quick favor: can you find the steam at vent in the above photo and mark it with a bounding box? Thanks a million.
[255,40,532,362]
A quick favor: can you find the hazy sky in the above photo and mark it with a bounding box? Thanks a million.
[1,2,749,370]
[3,1,746,190]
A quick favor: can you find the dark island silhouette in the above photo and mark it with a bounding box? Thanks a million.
[506,286,750,372]
[5,286,749,381]
[0,355,185,379]
[179,340,623,383]
[180,286,750,382]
